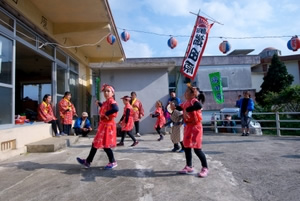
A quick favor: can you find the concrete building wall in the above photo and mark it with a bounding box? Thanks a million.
[99,68,170,134]
[195,65,252,90]
[285,61,300,85]
[251,73,264,92]
[196,65,255,110]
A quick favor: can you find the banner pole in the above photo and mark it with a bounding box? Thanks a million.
[189,11,224,25]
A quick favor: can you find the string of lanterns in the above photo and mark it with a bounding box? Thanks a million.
[107,30,299,53]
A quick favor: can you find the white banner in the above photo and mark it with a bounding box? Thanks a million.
[181,16,213,80]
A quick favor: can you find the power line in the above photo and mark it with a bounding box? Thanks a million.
[1,17,298,51]
[117,27,298,40]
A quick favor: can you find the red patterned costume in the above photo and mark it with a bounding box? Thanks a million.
[180,98,203,149]
[93,97,118,149]
[131,98,144,121]
[38,101,56,122]
[58,98,76,125]
[154,107,166,129]
[120,103,134,131]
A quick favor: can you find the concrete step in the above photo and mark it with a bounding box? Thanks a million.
[26,136,79,153]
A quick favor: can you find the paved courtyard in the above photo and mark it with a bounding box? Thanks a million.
[0,132,299,201]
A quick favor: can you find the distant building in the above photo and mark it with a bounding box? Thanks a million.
[259,47,282,59]
[252,47,300,92]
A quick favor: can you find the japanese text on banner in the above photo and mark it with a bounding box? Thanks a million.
[209,72,224,104]
[181,16,213,80]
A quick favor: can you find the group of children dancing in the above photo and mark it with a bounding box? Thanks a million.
[77,83,208,177]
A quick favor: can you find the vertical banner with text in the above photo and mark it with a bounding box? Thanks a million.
[181,16,213,80]
[209,72,224,104]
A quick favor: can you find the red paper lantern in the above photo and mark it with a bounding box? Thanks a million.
[219,40,231,54]
[167,37,177,49]
[121,30,130,42]
[287,36,300,51]
[107,34,116,45]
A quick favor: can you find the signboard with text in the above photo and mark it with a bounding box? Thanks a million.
[181,16,213,80]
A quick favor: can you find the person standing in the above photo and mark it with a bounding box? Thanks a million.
[58,92,77,135]
[239,91,254,136]
[235,94,242,108]
[37,94,64,137]
[117,96,139,147]
[165,91,182,127]
[73,112,92,137]
[168,91,181,106]
[176,84,209,178]
[130,92,144,137]
[77,84,119,169]
[168,101,184,152]
[150,100,166,141]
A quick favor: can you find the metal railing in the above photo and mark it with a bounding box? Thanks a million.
[205,112,300,136]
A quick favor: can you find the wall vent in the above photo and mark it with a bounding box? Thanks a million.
[1,140,16,151]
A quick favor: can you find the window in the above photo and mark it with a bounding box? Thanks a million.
[39,38,54,57]
[69,71,78,109]
[16,23,36,47]
[0,10,14,32]
[23,84,51,102]
[222,77,228,88]
[69,59,78,72]
[57,65,66,95]
[0,86,13,124]
[56,49,67,64]
[0,35,13,84]
[0,35,13,125]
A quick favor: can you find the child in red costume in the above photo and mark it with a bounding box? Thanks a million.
[117,96,139,147]
[77,84,119,169]
[150,100,166,141]
[177,85,209,178]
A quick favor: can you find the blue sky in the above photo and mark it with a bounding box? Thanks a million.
[108,0,300,58]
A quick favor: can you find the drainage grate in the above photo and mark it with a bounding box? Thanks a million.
[1,140,16,151]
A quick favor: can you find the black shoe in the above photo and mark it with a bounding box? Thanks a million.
[171,147,179,152]
[117,142,124,146]
[171,144,180,152]
[241,133,246,136]
[130,141,139,147]
[157,135,164,141]
[245,133,249,136]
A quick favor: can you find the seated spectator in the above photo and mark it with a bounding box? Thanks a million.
[223,114,237,133]
[73,112,92,137]
[37,94,64,137]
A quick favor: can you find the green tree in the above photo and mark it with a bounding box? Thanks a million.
[253,86,300,136]
[263,86,300,113]
[256,54,294,106]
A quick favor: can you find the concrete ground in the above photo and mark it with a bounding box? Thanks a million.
[0,132,299,201]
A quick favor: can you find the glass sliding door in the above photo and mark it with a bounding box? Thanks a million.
[57,65,67,96]
[69,71,78,109]
[0,34,13,125]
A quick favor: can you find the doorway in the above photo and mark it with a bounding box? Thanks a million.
[15,41,52,120]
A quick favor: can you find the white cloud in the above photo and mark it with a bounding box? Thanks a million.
[122,41,154,58]
[142,0,196,17]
